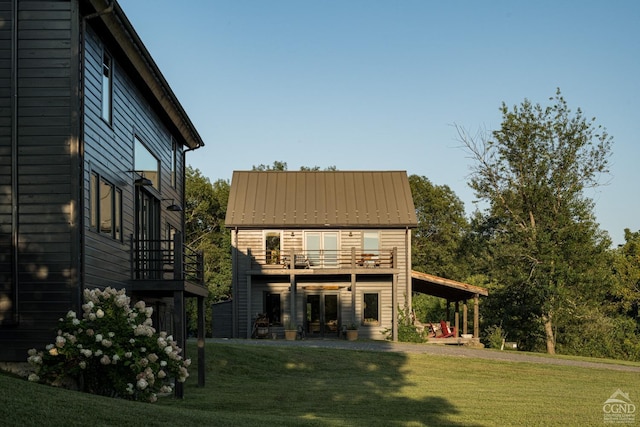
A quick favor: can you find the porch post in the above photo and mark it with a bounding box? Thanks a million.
[350,273,356,325]
[289,273,297,326]
[173,291,185,399]
[454,301,459,336]
[392,273,398,341]
[197,295,205,387]
[246,275,252,338]
[473,293,479,338]
[462,300,468,335]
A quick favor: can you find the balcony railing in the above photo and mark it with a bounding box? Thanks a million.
[131,234,204,284]
[248,247,396,270]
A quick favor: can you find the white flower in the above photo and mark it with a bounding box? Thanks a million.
[95,334,103,342]
[164,346,173,355]
[108,332,115,338]
[147,353,158,363]
[160,360,167,367]
[66,310,77,319]
[140,358,149,367]
[112,354,120,363]
[96,309,104,318]
[79,361,86,369]
[27,348,37,357]
[88,313,96,321]
[100,355,110,365]
[45,344,54,351]
[101,339,112,348]
[72,318,80,326]
[157,370,166,379]
[94,349,103,357]
[124,352,132,358]
[126,383,134,395]
[55,336,66,348]
[136,378,148,390]
[28,373,40,382]
[184,358,192,367]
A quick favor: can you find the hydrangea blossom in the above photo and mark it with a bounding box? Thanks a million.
[27,287,190,403]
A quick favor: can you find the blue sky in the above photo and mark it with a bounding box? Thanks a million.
[119,0,639,246]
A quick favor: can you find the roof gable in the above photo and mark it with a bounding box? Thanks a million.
[225,171,418,228]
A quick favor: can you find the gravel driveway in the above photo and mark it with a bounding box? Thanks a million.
[206,338,640,372]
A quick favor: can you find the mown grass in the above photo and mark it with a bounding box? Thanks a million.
[1,341,638,426]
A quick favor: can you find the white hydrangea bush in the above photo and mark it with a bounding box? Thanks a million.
[27,287,190,403]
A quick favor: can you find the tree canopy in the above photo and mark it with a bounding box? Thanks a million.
[458,89,613,354]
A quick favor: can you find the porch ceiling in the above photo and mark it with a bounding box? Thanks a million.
[411,271,488,301]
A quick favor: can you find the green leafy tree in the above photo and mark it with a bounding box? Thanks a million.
[458,89,613,354]
[409,175,470,280]
[184,167,231,335]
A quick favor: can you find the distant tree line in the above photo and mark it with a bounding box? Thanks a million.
[185,90,640,360]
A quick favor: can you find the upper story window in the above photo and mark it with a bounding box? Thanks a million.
[363,231,380,255]
[265,231,281,264]
[101,51,112,124]
[171,138,179,188]
[305,232,338,267]
[134,137,160,189]
[91,171,122,241]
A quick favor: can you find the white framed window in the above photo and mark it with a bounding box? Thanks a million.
[363,292,380,326]
[305,231,338,267]
[264,231,282,264]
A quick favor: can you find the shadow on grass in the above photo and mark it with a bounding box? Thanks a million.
[175,340,481,426]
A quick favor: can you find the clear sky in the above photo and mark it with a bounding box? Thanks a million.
[118,0,639,247]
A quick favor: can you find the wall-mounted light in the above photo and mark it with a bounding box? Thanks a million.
[162,199,182,212]
[135,176,153,186]
[128,170,153,186]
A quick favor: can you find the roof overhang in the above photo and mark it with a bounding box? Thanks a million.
[86,0,205,150]
[411,270,488,301]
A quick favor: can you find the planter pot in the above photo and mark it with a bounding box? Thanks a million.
[284,330,297,341]
[346,330,358,341]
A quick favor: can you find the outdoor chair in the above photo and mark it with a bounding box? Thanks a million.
[438,320,456,338]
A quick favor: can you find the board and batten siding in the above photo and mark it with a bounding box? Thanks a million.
[82,23,183,290]
[0,0,80,360]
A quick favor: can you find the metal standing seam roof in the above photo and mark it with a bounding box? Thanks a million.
[225,171,418,228]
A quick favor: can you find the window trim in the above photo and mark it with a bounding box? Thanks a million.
[101,50,113,124]
[362,292,381,326]
[90,171,123,242]
[264,230,282,265]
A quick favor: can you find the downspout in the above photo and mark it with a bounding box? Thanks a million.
[10,0,18,324]
[79,0,114,311]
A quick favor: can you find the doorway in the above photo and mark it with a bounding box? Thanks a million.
[305,293,339,338]
[134,188,160,279]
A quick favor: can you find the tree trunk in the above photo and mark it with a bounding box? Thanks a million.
[542,313,556,355]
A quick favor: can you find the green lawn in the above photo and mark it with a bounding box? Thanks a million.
[2,341,638,426]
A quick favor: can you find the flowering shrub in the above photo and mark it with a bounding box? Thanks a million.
[27,287,190,403]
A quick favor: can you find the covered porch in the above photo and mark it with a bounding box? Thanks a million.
[411,271,489,345]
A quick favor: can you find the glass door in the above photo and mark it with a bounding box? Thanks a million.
[305,232,338,268]
[135,188,160,279]
[305,293,339,337]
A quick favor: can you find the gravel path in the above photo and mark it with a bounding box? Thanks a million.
[206,338,640,372]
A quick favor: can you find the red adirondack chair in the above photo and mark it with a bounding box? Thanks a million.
[438,320,456,338]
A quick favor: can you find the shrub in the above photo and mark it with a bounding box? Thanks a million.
[27,287,190,403]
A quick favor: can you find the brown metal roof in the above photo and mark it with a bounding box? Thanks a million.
[225,171,418,228]
[412,270,489,301]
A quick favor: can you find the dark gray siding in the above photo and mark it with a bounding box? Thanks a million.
[0,0,78,361]
[82,24,184,290]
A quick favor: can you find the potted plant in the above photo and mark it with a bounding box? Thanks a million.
[345,322,359,341]
[284,320,297,341]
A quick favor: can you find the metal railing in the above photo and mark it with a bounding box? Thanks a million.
[131,233,204,284]
[248,247,396,270]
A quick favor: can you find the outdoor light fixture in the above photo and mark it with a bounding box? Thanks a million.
[163,199,182,212]
[134,176,153,186]
[129,170,153,187]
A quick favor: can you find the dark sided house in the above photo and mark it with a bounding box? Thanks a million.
[225,170,419,341]
[0,0,208,385]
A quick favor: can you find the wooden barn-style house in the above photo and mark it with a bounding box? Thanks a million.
[225,170,419,341]
[0,0,208,386]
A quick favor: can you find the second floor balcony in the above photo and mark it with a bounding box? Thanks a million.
[245,247,398,274]
[130,233,207,297]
